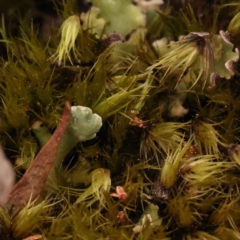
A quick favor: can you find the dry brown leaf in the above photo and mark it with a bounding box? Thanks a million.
[7,102,71,217]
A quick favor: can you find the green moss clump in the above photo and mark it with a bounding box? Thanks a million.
[1,0,240,239]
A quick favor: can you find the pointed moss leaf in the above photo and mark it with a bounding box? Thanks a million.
[211,33,238,79]
[68,106,102,141]
[90,0,145,36]
[12,200,48,238]
[227,12,240,37]
[215,227,240,240]
[93,91,132,119]
[75,168,111,207]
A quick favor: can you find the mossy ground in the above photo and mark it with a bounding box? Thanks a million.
[1,0,240,239]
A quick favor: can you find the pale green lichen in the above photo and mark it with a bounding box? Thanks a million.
[81,7,105,36]
[32,105,102,190]
[89,0,145,36]
[211,32,239,79]
[67,105,102,142]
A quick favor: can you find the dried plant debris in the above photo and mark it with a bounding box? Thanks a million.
[6,102,71,217]
[2,0,240,239]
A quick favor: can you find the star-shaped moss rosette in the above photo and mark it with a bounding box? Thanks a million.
[50,15,81,66]
[75,168,111,207]
[151,30,239,94]
[89,0,145,36]
[150,32,213,89]
[210,30,239,80]
[50,14,99,65]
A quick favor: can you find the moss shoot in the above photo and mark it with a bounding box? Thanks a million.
[1,0,240,239]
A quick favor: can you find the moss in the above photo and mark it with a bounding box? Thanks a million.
[1,0,240,239]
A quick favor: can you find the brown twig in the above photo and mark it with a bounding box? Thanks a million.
[6,102,71,217]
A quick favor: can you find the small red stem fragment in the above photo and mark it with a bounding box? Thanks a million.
[7,102,71,217]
